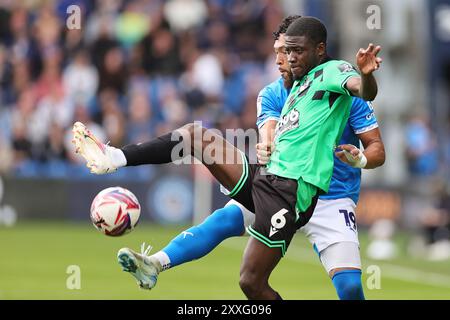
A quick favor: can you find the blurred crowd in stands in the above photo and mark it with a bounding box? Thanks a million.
[0,0,448,187]
[0,0,284,179]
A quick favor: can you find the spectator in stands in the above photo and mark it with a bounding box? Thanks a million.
[98,89,126,147]
[63,49,98,106]
[139,25,184,76]
[127,87,157,143]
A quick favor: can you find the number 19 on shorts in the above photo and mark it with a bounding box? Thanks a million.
[339,209,357,232]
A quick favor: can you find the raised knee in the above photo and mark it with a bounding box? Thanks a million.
[179,122,206,153]
[181,122,205,138]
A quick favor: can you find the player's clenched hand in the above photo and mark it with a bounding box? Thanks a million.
[256,142,274,165]
[335,144,367,168]
[356,43,382,75]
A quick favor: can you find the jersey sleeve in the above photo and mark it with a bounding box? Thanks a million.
[323,61,360,96]
[348,98,379,135]
[256,86,281,128]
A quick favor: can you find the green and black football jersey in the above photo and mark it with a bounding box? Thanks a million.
[266,59,359,193]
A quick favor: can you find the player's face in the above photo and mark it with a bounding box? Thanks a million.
[274,34,294,89]
[285,35,323,80]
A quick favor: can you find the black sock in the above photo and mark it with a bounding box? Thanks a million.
[121,132,185,166]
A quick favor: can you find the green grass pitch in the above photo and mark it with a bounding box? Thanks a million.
[1,222,449,300]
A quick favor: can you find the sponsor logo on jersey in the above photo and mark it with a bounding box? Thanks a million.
[274,109,299,139]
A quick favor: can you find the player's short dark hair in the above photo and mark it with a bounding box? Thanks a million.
[285,16,327,45]
[272,15,302,40]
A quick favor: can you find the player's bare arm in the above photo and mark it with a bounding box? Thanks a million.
[346,43,382,101]
[335,127,385,169]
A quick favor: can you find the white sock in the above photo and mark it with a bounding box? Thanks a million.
[150,251,171,272]
[109,147,127,168]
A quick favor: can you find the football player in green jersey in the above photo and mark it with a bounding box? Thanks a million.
[72,16,381,300]
[237,16,382,300]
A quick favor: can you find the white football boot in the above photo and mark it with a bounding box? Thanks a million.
[117,243,160,290]
[72,121,118,174]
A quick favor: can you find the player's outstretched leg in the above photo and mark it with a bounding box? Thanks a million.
[158,204,246,268]
[72,121,245,192]
[117,204,246,290]
[73,121,252,290]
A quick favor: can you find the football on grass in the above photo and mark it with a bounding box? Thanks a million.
[90,187,141,236]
